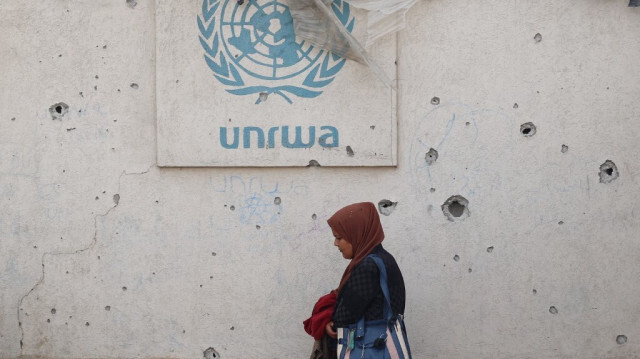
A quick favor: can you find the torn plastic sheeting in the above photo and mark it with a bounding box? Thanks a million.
[347,0,418,46]
[289,0,396,89]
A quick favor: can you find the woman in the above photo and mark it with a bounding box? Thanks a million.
[305,202,408,358]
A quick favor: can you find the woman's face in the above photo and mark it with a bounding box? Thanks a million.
[332,229,354,259]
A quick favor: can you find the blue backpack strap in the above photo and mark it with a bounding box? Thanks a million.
[367,254,393,321]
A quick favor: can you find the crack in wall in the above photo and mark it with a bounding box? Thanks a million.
[15,165,154,356]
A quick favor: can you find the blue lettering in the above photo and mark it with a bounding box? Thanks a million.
[319,126,339,147]
[220,127,239,149]
[267,127,279,149]
[282,126,315,148]
[219,125,338,149]
[243,127,265,148]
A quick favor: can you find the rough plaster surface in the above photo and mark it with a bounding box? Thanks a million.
[1,1,639,359]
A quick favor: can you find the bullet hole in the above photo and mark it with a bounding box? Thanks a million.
[442,195,470,222]
[51,308,56,314]
[94,85,98,90]
[274,197,281,205]
[11,117,16,121]
[346,146,354,157]
[212,252,217,256]
[95,75,99,79]
[47,319,51,323]
[465,122,470,126]
[203,347,220,359]
[122,286,127,291]
[130,83,139,89]
[370,125,375,130]
[599,160,619,183]
[487,246,494,253]
[230,205,235,211]
[85,322,90,326]
[430,97,440,105]
[307,160,321,167]
[534,33,542,42]
[424,148,438,165]
[105,306,111,311]
[616,335,628,344]
[468,268,472,273]
[200,284,203,288]
[561,144,568,153]
[113,194,120,205]
[549,306,558,315]
[66,128,76,132]
[210,276,213,279]
[532,289,537,295]
[453,255,460,262]
[520,122,536,137]
[237,0,245,4]
[256,225,261,230]
[378,200,398,216]
[95,196,99,200]
[513,103,519,109]
[312,213,317,220]
[430,188,436,193]
[258,92,268,102]
[49,102,69,120]
[558,221,564,225]
[230,326,235,330]
[126,0,137,8]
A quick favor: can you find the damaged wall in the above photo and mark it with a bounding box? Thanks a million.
[1,1,640,358]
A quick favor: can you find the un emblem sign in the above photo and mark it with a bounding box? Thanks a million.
[198,0,354,104]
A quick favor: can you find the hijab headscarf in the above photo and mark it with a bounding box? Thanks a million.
[327,202,385,295]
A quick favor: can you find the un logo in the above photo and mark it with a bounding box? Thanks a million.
[198,0,354,104]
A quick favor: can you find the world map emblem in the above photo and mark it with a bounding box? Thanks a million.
[198,0,354,104]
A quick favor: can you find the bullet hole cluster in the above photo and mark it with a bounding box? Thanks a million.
[424,148,438,165]
[599,160,619,183]
[442,195,470,222]
[378,199,398,216]
[520,122,536,137]
[49,102,69,120]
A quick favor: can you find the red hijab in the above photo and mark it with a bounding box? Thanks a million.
[327,202,385,295]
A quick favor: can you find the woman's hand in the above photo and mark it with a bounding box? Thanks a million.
[325,321,337,339]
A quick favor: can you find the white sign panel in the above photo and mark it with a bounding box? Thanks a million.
[156,0,397,166]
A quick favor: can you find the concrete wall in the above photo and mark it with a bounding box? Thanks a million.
[1,1,639,358]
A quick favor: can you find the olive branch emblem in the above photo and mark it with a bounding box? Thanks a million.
[197,0,353,104]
